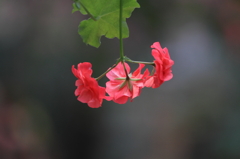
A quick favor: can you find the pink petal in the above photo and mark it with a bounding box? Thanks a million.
[72,65,80,78]
[132,85,140,99]
[106,68,124,80]
[77,89,92,103]
[98,86,106,98]
[152,78,163,88]
[98,86,112,101]
[106,62,130,80]
[142,68,150,80]
[106,81,123,96]
[78,62,93,77]
[122,62,131,73]
[115,85,131,99]
[114,96,129,104]
[144,76,154,87]
[75,79,83,86]
[152,50,161,62]
[151,42,162,50]
[163,48,170,57]
[132,64,145,77]
[88,98,101,108]
[163,73,173,81]
[104,96,113,101]
[74,87,82,96]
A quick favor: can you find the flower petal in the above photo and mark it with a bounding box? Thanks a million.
[77,89,92,103]
[72,62,109,108]
[151,42,162,50]
[132,64,145,77]
[78,62,93,77]
[88,98,101,108]
[147,42,174,88]
[114,96,129,104]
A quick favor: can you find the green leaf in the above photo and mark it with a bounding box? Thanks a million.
[72,1,87,14]
[73,0,140,48]
[72,3,79,13]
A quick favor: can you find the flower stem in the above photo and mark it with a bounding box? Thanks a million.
[119,0,124,61]
[95,59,121,81]
[118,0,129,78]
[124,57,155,65]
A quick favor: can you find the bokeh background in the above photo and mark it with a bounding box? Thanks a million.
[1,0,240,158]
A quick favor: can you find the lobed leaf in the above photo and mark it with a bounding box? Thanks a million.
[73,0,140,48]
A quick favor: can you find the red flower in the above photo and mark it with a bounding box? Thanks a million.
[145,42,174,88]
[106,62,149,104]
[72,62,111,108]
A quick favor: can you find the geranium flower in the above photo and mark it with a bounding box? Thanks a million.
[106,62,149,104]
[145,42,174,88]
[72,62,111,108]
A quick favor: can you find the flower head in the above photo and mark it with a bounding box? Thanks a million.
[72,62,111,108]
[145,42,174,88]
[106,62,149,104]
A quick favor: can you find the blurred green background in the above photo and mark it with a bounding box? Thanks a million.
[0,0,240,158]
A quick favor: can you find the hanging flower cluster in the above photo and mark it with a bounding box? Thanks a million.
[72,42,174,108]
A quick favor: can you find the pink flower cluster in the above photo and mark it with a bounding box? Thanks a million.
[72,42,174,108]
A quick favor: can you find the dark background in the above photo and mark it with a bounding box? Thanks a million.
[0,0,240,158]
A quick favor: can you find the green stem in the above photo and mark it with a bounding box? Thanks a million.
[95,59,121,81]
[119,0,124,61]
[77,1,97,21]
[124,57,155,65]
[119,0,129,78]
